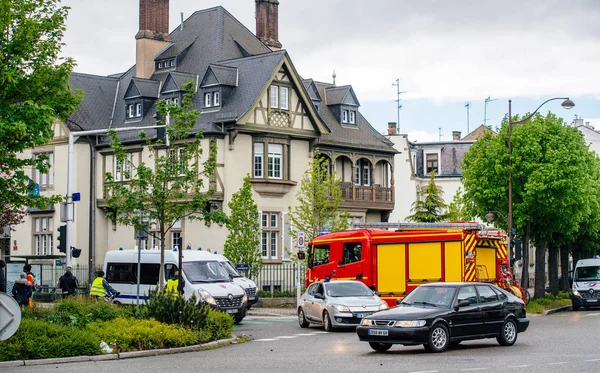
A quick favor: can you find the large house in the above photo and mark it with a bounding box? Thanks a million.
[6,0,396,284]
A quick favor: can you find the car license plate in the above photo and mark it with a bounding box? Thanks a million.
[354,313,371,318]
[248,296,256,300]
[586,299,598,303]
[368,329,388,336]
[226,309,238,314]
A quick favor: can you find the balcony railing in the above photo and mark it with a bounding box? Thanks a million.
[339,182,394,208]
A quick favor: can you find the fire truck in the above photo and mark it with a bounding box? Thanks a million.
[305,222,527,307]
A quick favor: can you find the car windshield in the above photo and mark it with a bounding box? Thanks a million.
[402,286,457,308]
[575,266,600,281]
[182,261,230,283]
[325,282,373,297]
[221,261,242,278]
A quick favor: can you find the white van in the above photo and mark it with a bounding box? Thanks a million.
[213,254,259,308]
[571,256,600,311]
[103,248,248,322]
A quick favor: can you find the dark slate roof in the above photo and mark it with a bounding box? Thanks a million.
[312,81,396,154]
[128,78,160,98]
[209,65,238,86]
[302,79,322,101]
[324,85,360,107]
[68,73,119,131]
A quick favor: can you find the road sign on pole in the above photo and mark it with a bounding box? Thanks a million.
[296,231,305,307]
[296,231,305,248]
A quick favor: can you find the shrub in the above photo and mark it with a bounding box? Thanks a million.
[87,317,201,352]
[22,297,133,326]
[145,291,209,330]
[0,319,101,361]
[203,308,234,342]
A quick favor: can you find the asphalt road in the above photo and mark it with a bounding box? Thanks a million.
[7,310,600,373]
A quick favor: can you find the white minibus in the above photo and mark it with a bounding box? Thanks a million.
[213,254,259,308]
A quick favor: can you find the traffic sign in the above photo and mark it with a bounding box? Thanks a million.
[296,231,305,248]
[72,192,81,202]
[236,264,249,271]
[0,293,21,341]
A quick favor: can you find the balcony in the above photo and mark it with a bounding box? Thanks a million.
[339,182,394,211]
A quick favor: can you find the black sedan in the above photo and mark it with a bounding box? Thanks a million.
[356,282,529,353]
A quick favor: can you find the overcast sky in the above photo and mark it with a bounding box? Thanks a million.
[59,0,600,141]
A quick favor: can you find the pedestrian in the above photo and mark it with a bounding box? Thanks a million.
[0,260,6,293]
[166,270,180,296]
[23,264,36,308]
[90,271,119,300]
[12,273,33,307]
[58,266,79,298]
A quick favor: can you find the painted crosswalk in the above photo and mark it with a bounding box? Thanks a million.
[254,331,329,342]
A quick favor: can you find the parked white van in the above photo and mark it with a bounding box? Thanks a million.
[103,248,248,322]
[571,256,600,311]
[213,254,258,308]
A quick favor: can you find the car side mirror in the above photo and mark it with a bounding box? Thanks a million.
[314,293,324,299]
[374,291,381,297]
[396,299,402,306]
[456,299,470,308]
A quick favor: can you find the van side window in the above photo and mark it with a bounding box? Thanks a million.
[342,242,362,265]
[138,264,161,285]
[106,263,134,283]
[313,245,330,266]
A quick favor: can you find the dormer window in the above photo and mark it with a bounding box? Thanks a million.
[127,104,134,118]
[126,103,142,119]
[349,111,356,124]
[170,59,175,67]
[203,91,220,108]
[204,92,212,107]
[214,92,220,106]
[156,59,176,70]
[135,103,142,117]
[342,110,348,123]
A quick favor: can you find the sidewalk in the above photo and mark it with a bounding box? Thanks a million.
[247,307,296,317]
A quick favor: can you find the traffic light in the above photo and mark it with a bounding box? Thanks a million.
[57,225,67,253]
[297,251,306,260]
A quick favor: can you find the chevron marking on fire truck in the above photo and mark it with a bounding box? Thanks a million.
[464,233,477,282]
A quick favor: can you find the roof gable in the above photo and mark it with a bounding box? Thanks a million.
[201,65,238,87]
[325,86,360,107]
[302,79,321,101]
[125,78,160,99]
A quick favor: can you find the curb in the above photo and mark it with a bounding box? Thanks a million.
[0,336,236,367]
[543,305,571,315]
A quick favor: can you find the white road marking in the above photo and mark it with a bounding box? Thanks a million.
[547,362,568,365]
[461,369,487,371]
[274,336,297,339]
[254,338,278,342]
[584,313,600,317]
[507,365,529,369]
[585,359,600,362]
[410,370,438,373]
[312,331,329,334]
[295,333,316,336]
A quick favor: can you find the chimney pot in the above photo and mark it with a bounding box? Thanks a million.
[388,122,397,136]
[452,131,461,141]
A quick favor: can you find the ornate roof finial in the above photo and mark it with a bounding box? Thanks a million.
[332,69,337,85]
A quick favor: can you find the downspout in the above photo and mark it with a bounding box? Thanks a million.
[88,137,97,285]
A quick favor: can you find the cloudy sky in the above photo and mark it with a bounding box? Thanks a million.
[59,0,600,141]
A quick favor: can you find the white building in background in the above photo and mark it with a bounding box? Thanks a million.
[572,117,600,155]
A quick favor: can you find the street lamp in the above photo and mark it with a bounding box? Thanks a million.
[506,97,575,259]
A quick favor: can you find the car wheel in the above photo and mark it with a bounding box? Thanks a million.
[234,316,244,324]
[497,318,518,346]
[298,308,309,328]
[323,310,333,332]
[247,304,252,310]
[369,342,392,352]
[572,303,580,311]
[425,324,449,353]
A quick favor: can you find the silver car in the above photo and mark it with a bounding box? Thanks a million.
[298,280,389,331]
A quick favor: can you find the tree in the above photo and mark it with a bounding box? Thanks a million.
[462,112,598,298]
[445,187,472,222]
[223,175,262,279]
[406,171,447,222]
[0,0,82,214]
[105,81,225,291]
[288,150,349,243]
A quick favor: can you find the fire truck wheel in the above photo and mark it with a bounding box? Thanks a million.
[298,308,309,328]
[497,318,518,346]
[424,323,449,353]
[323,310,333,332]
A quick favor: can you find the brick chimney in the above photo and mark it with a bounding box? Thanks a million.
[136,0,172,79]
[255,0,282,50]
[452,131,461,141]
[387,122,397,135]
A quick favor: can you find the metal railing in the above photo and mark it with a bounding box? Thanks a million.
[243,262,306,295]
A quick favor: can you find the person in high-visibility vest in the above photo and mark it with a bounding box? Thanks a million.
[166,271,180,296]
[90,271,119,300]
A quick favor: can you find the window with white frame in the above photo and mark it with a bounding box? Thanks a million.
[34,216,54,255]
[204,92,212,107]
[354,159,371,186]
[113,154,132,182]
[127,104,134,118]
[280,87,289,110]
[214,91,220,106]
[261,212,280,260]
[170,219,182,249]
[267,144,282,179]
[349,111,356,124]
[342,110,349,123]
[135,103,142,117]
[270,85,279,108]
[426,153,439,174]
[169,147,186,176]
[34,152,54,190]
[253,143,264,178]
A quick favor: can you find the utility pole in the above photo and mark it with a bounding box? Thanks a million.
[438,128,442,142]
[484,97,497,127]
[465,102,471,134]
[392,79,407,133]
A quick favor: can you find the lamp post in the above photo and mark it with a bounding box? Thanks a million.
[506,97,575,259]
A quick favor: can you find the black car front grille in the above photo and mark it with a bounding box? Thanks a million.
[580,290,600,299]
[215,295,244,308]
[373,320,395,327]
[245,287,256,296]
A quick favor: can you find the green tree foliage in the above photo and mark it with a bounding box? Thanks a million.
[462,112,600,298]
[445,187,472,222]
[0,0,82,215]
[105,81,225,290]
[406,171,448,222]
[223,175,262,279]
[288,149,349,243]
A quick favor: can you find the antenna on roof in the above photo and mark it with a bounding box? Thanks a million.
[332,69,337,86]
[392,78,407,133]
[465,102,471,134]
[180,12,184,31]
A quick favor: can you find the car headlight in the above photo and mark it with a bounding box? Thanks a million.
[379,302,389,310]
[331,304,351,313]
[198,289,217,305]
[572,288,580,296]
[360,319,373,326]
[394,320,426,328]
[242,292,248,303]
